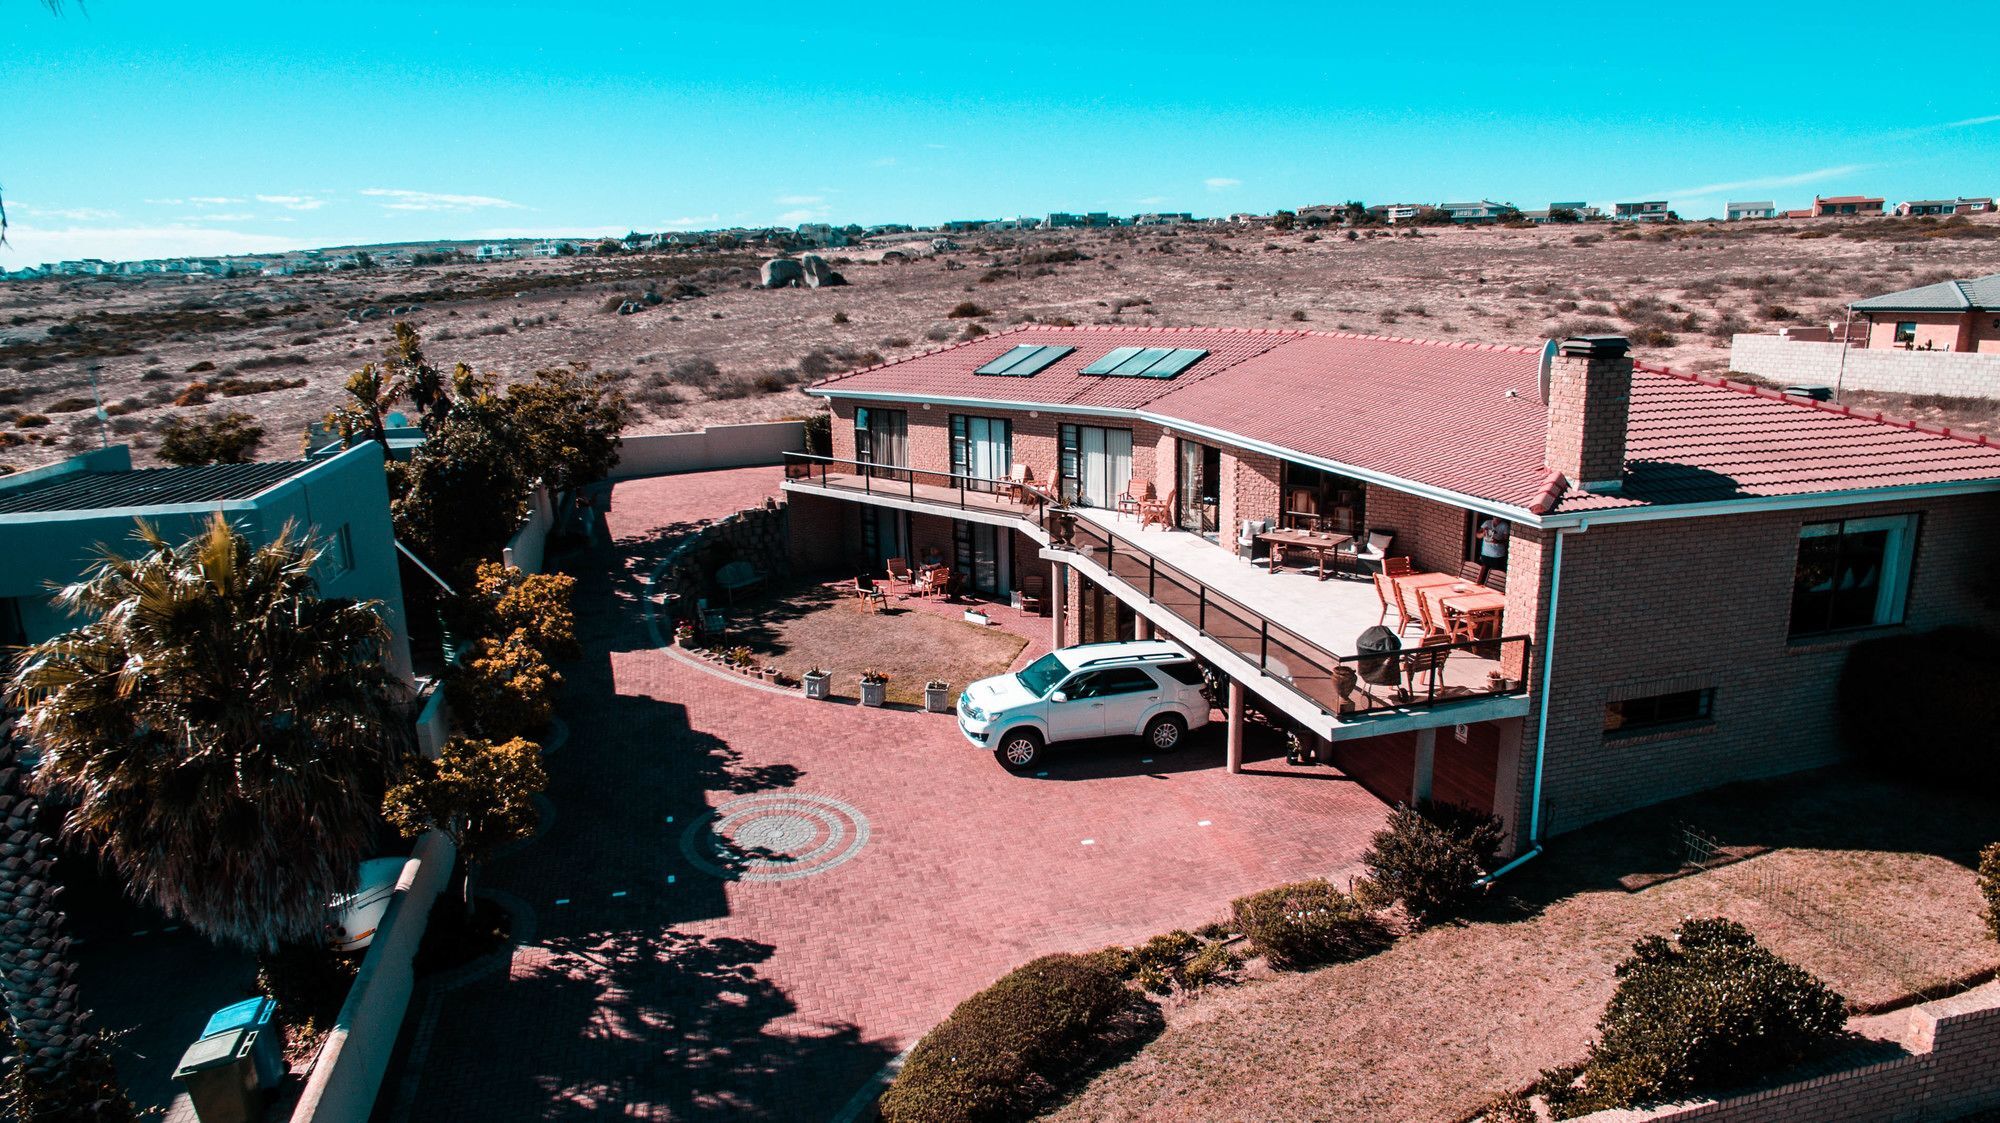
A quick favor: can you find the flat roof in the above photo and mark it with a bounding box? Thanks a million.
[0,460,317,515]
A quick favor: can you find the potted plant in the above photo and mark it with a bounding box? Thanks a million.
[728,646,754,672]
[859,669,888,708]
[802,666,831,700]
[674,621,697,647]
[924,679,952,713]
[760,664,781,684]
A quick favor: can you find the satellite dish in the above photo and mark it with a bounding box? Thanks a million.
[1536,338,1558,405]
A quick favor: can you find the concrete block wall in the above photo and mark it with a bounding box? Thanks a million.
[609,420,806,480]
[1574,980,2000,1123]
[1729,334,2000,399]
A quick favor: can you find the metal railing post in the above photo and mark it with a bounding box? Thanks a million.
[1199,587,1207,631]
[1259,621,1269,671]
[1148,556,1156,601]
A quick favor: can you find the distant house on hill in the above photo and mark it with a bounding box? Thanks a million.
[1811,195,1884,217]
[1438,200,1519,224]
[1895,197,1993,217]
[1849,272,2000,353]
[1725,201,1777,221]
[1366,203,1424,223]
[474,243,518,261]
[1612,201,1670,222]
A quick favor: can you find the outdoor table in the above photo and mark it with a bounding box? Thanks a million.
[1255,529,1353,580]
[1418,582,1506,639]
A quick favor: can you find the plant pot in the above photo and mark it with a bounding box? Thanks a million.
[924,684,952,713]
[963,610,990,626]
[760,667,781,683]
[860,679,887,707]
[802,671,831,700]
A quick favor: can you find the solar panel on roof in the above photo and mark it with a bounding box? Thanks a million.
[975,344,1074,376]
[1081,346,1144,374]
[1079,346,1209,379]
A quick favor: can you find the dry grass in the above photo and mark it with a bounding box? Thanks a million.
[6,215,1999,471]
[726,580,1027,705]
[1043,767,2000,1123]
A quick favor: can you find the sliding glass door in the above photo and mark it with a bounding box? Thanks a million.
[950,415,1012,491]
[1176,439,1221,537]
[953,519,1012,596]
[1059,424,1133,508]
[855,407,908,480]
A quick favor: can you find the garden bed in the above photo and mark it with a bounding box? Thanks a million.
[711,579,1029,706]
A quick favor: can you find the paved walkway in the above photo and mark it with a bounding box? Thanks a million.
[383,467,1392,1121]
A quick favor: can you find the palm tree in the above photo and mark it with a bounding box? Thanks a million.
[0,733,134,1123]
[6,514,411,953]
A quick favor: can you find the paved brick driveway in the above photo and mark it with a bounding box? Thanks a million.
[382,467,1391,1122]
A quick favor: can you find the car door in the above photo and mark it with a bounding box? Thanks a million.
[1085,668,1162,738]
[1046,671,1107,741]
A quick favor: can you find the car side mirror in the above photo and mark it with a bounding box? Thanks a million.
[1050,690,1069,703]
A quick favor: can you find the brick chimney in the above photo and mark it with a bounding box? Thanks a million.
[1544,335,1633,493]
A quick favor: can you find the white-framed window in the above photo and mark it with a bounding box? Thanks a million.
[1790,514,1917,637]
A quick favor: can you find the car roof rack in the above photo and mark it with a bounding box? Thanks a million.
[1075,650,1185,669]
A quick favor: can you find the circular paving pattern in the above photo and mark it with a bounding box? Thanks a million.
[679,793,870,882]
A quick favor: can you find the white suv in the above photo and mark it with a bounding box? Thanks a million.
[957,640,1213,772]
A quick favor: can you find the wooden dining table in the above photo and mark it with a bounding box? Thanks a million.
[1256,528,1354,580]
[1415,580,1506,639]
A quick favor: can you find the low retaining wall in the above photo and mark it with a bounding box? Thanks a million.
[291,830,457,1123]
[1577,979,2000,1123]
[653,501,792,623]
[608,420,806,480]
[1730,334,2000,398]
[502,486,556,574]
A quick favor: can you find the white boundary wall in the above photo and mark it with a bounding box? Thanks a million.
[502,486,556,573]
[1730,334,2000,398]
[607,420,806,480]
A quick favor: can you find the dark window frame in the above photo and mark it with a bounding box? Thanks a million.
[1789,514,1919,639]
[1604,687,1715,737]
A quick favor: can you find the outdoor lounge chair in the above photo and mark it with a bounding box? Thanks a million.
[1117,477,1154,515]
[851,576,887,613]
[1138,489,1176,530]
[885,556,913,591]
[1400,640,1451,702]
[1352,530,1395,574]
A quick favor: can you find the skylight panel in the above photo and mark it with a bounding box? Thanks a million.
[975,344,1074,376]
[1081,346,1144,374]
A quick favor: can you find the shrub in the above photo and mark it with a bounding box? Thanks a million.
[1838,628,2000,784]
[667,356,721,388]
[802,411,832,456]
[157,410,264,466]
[880,951,1131,1123]
[472,563,579,659]
[1180,941,1242,990]
[1473,1092,1537,1123]
[14,414,49,429]
[1360,800,1505,923]
[945,301,987,319]
[1980,842,2000,944]
[1540,918,1848,1118]
[1229,879,1391,969]
[185,359,217,373]
[174,382,213,406]
[43,396,94,413]
[448,629,561,740]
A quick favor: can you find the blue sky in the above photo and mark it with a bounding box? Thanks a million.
[4,0,1997,263]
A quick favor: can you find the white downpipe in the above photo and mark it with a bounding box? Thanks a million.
[1480,525,1566,884]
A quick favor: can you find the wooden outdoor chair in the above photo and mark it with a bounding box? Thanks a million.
[851,576,887,613]
[1117,477,1154,514]
[1455,560,1489,584]
[885,556,913,591]
[1389,575,1426,637]
[1352,531,1396,574]
[1401,640,1451,701]
[1481,568,1507,593]
[1138,488,1176,530]
[1018,574,1047,614]
[1002,464,1039,505]
[1371,572,1396,625]
[1381,555,1413,578]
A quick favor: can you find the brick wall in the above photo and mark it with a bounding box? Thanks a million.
[1220,449,1282,539]
[1730,334,2000,398]
[1364,488,1470,575]
[1546,342,1633,490]
[1529,492,2000,835]
[1574,979,2000,1123]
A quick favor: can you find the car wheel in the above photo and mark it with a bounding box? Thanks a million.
[995,729,1044,772]
[1144,714,1188,751]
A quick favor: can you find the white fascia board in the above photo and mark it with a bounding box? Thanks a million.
[1537,475,2000,528]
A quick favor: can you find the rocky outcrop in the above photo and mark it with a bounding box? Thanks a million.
[800,254,846,288]
[760,258,805,288]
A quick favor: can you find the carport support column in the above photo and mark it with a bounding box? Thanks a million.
[1050,561,1066,648]
[1226,680,1246,774]
[1412,727,1436,804]
[1135,616,1153,640]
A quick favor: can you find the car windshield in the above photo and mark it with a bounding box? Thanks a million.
[1015,653,1070,697]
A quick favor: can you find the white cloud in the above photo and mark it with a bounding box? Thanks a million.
[663,214,722,229]
[1653,164,1871,200]
[0,223,308,264]
[256,194,327,211]
[471,226,624,240]
[1204,177,1242,190]
[143,197,184,206]
[776,194,825,206]
[193,212,258,222]
[188,196,246,205]
[361,188,524,212]
[1944,113,2000,129]
[777,208,824,224]
[14,205,120,221]
[1136,195,1168,206]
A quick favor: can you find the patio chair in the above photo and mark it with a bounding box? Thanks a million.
[1138,488,1176,530]
[716,560,765,606]
[1455,560,1489,584]
[1481,568,1507,593]
[1018,574,1047,614]
[1002,464,1039,505]
[1117,477,1154,514]
[696,597,727,634]
[851,576,887,613]
[885,556,913,592]
[932,567,962,602]
[1371,572,1396,625]
[1388,575,1425,637]
[1352,530,1396,574]
[1400,640,1451,702]
[1381,555,1413,578]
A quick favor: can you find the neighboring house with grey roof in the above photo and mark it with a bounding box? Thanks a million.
[0,442,413,679]
[1850,272,2000,354]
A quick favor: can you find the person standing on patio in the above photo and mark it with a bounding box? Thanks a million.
[1476,516,1510,571]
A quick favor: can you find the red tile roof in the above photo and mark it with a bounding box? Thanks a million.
[810,327,2000,519]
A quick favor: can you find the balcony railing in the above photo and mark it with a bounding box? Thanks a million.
[783,452,1530,722]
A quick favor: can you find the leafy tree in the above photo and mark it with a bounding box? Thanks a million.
[446,630,560,740]
[472,563,579,659]
[6,515,410,953]
[1546,207,1582,224]
[323,363,395,452]
[390,391,529,582]
[383,735,545,911]
[157,410,264,466]
[382,321,451,437]
[503,364,631,493]
[1270,209,1297,231]
[0,740,135,1123]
